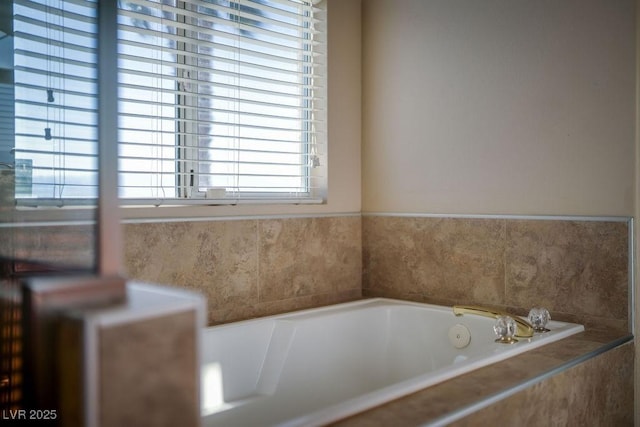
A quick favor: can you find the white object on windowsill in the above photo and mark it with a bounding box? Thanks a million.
[206,188,226,199]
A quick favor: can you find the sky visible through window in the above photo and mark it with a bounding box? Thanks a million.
[14,0,318,202]
[14,0,99,200]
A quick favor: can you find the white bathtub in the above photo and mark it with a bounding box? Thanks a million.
[200,298,584,427]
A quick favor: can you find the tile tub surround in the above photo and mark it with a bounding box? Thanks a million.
[363,216,629,334]
[0,169,14,210]
[98,311,200,427]
[451,340,633,426]
[124,215,362,324]
[0,223,96,270]
[120,213,632,425]
[331,331,633,426]
[57,283,205,427]
[0,171,96,270]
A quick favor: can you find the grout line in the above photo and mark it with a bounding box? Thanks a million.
[503,219,508,307]
[628,218,635,336]
[256,219,261,304]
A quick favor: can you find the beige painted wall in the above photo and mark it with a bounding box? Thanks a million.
[362,0,636,216]
[122,0,362,220]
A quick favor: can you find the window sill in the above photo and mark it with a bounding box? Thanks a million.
[2,197,327,225]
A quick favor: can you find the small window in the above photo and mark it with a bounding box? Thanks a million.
[13,0,327,207]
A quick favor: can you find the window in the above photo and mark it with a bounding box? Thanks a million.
[14,0,99,203]
[13,0,326,206]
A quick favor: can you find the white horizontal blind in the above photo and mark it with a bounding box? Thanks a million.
[118,0,327,203]
[0,84,14,167]
[13,0,99,204]
[12,0,326,206]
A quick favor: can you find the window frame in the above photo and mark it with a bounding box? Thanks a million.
[117,0,327,205]
[12,0,327,210]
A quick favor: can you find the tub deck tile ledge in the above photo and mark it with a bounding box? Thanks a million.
[329,330,633,426]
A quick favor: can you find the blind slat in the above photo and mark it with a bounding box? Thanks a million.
[117,24,320,64]
[14,0,326,203]
[122,0,317,34]
[120,84,321,106]
[118,52,318,89]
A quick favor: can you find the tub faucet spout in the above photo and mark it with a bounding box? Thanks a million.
[453,305,534,338]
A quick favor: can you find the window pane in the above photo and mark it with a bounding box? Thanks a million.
[14,0,326,204]
[13,0,99,201]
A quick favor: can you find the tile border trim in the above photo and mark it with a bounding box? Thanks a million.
[426,335,634,427]
[363,212,632,222]
[122,212,362,224]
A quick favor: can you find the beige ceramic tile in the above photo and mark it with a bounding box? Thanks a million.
[208,289,362,325]
[258,216,362,302]
[124,215,629,331]
[0,170,14,211]
[7,224,96,269]
[364,216,629,332]
[331,334,632,427]
[124,220,259,315]
[451,342,633,426]
[0,227,12,260]
[125,216,361,325]
[505,220,628,329]
[363,216,506,306]
[330,353,564,427]
[0,172,14,260]
[99,310,199,427]
[544,309,628,335]
[0,171,95,268]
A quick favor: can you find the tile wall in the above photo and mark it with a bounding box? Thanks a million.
[453,341,634,426]
[124,215,362,325]
[363,216,630,333]
[0,223,95,270]
[8,212,627,333]
[7,212,628,422]
[124,214,630,332]
[0,170,13,211]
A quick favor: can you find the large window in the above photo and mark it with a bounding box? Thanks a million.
[13,0,326,206]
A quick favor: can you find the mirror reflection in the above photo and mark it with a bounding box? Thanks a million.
[0,0,98,272]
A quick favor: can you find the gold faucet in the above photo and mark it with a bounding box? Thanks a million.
[453,305,534,338]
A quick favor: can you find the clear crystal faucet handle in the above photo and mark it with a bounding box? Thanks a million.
[493,315,518,344]
[528,307,551,332]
